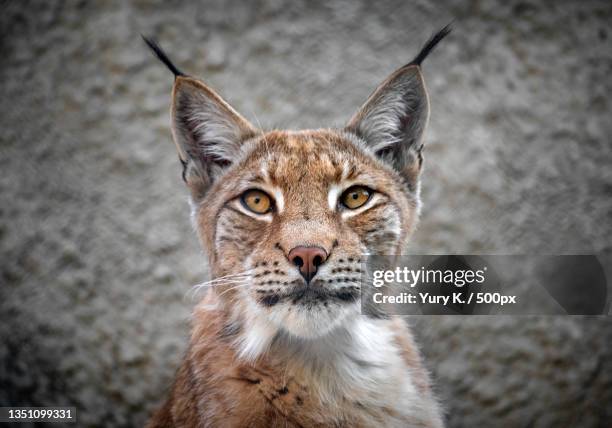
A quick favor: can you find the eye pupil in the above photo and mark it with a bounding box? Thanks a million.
[241,190,272,214]
[341,186,371,210]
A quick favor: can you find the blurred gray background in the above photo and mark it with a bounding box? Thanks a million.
[1,0,611,426]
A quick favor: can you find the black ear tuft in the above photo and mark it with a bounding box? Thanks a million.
[142,35,186,78]
[410,24,452,66]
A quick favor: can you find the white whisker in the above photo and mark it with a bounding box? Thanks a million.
[217,282,251,298]
[186,269,255,300]
[193,269,254,287]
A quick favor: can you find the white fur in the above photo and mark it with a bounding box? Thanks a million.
[274,315,442,427]
[190,105,244,163]
[328,184,342,211]
[356,89,414,154]
[234,297,278,360]
[268,299,358,339]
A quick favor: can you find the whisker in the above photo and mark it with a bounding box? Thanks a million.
[217,282,251,298]
[192,269,255,288]
[186,269,255,300]
[206,269,255,281]
[187,279,250,301]
[193,275,250,288]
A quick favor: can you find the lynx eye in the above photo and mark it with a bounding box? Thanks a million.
[341,186,371,210]
[241,189,272,214]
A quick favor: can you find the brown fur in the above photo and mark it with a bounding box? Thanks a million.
[146,33,448,427]
[149,295,439,427]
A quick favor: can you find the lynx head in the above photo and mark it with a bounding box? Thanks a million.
[144,27,448,355]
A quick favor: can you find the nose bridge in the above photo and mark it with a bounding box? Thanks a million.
[278,218,337,255]
[274,164,338,269]
[291,177,328,220]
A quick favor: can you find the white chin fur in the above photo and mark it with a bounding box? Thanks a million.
[236,291,360,360]
[267,301,358,339]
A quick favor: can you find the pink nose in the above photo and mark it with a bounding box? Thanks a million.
[287,246,328,283]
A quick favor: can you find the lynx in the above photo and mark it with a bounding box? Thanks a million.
[144,26,450,428]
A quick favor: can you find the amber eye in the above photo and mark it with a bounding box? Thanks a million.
[341,186,372,210]
[241,189,272,214]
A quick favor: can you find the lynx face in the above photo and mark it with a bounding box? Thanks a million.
[150,40,432,344]
[195,129,419,338]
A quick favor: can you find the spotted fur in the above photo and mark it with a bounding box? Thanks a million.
[146,27,449,428]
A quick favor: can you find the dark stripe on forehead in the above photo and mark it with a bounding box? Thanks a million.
[345,164,359,181]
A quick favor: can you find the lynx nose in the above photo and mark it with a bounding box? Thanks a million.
[287,246,328,284]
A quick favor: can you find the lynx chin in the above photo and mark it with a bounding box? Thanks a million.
[144,25,450,428]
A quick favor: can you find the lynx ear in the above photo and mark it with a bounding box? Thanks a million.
[346,65,429,188]
[346,26,450,189]
[171,76,258,198]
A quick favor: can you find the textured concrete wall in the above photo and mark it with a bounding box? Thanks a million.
[1,1,611,426]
